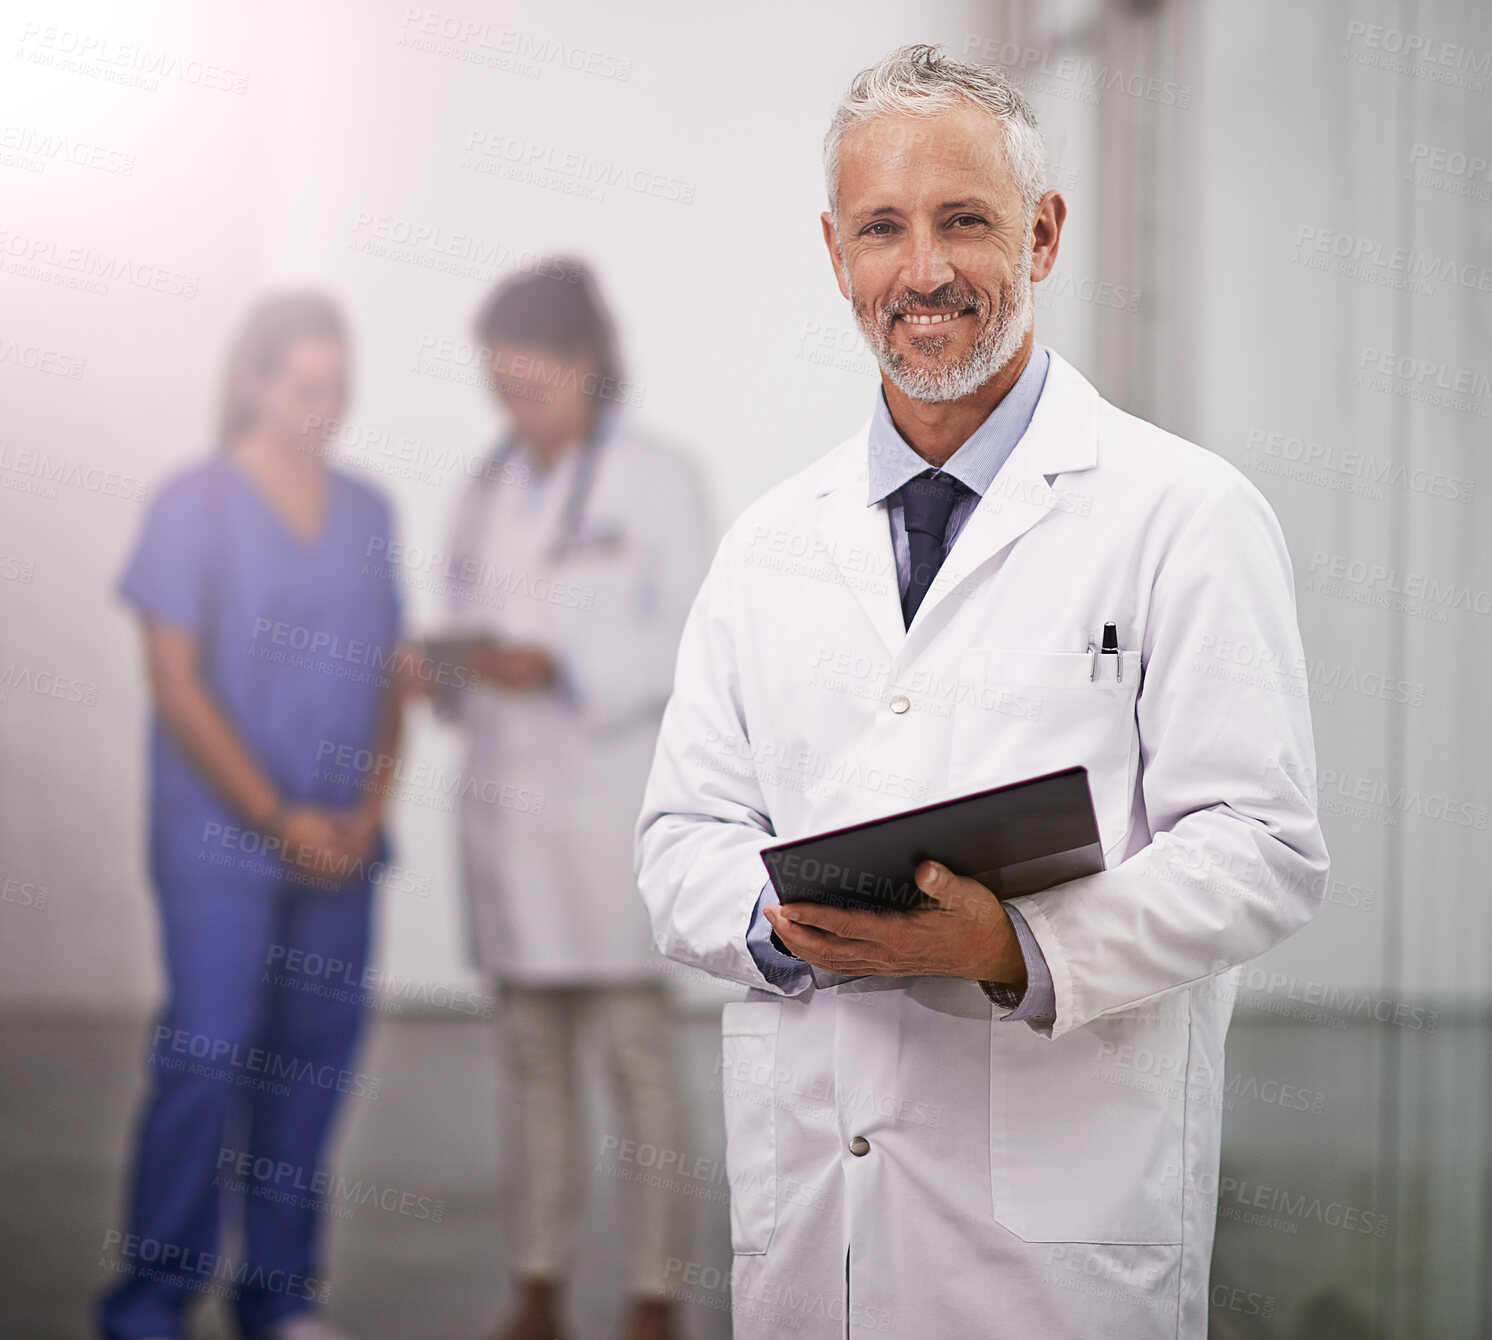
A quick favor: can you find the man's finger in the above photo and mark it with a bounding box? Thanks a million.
[800,956,882,975]
[915,862,995,916]
[914,860,959,903]
[777,901,887,942]
[772,914,881,962]
[769,907,926,976]
[771,914,851,951]
[782,937,883,974]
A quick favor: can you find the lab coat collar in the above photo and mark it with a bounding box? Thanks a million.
[810,350,1100,658]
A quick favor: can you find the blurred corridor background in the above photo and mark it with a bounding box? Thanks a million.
[1,0,1488,1336]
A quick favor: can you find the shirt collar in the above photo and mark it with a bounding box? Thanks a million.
[866,343,1051,506]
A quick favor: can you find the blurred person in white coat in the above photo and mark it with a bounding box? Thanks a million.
[432,264,712,1340]
[636,47,1328,1339]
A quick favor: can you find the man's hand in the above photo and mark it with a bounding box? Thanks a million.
[764,860,1027,985]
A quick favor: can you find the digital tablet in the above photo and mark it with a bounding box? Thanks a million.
[759,765,1103,913]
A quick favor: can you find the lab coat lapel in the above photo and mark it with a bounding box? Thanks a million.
[811,425,907,656]
[810,354,1101,655]
[904,351,1100,640]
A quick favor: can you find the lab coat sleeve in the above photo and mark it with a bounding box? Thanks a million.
[635,529,808,995]
[1006,472,1330,1039]
[550,458,713,734]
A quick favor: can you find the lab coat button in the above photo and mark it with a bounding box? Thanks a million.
[848,1135,871,1157]
[888,695,910,714]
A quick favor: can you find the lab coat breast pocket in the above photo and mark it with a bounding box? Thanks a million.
[719,1000,782,1255]
[989,1004,1189,1244]
[551,529,633,618]
[949,648,1142,858]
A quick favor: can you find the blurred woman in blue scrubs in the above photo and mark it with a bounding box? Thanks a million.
[99,294,402,1340]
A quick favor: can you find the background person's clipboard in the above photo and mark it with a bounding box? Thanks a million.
[420,634,497,666]
[759,766,1104,923]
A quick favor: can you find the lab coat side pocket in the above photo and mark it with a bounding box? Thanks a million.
[719,999,783,1255]
[988,1003,1188,1244]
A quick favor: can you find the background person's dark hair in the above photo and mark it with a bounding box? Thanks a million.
[217,292,347,447]
[473,260,624,393]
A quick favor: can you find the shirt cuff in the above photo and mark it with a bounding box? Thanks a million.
[745,882,813,991]
[745,883,863,990]
[979,903,1055,1034]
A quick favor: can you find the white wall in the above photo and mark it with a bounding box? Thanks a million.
[1,0,1486,1027]
[0,0,1012,1007]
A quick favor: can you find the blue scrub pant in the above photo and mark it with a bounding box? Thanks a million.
[98,869,374,1340]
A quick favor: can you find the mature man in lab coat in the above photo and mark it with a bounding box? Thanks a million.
[636,44,1328,1339]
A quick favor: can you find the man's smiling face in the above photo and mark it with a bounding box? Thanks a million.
[824,103,1038,403]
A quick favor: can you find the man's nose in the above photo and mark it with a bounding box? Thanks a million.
[901,228,956,294]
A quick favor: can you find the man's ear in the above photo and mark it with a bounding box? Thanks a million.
[821,212,852,300]
[1030,190,1067,283]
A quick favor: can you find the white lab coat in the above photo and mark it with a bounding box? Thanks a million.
[635,352,1329,1338]
[443,417,711,985]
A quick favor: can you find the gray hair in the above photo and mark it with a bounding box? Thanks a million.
[823,44,1046,228]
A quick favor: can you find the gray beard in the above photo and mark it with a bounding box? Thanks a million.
[850,241,1034,404]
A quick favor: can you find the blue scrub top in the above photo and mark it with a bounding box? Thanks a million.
[119,453,402,883]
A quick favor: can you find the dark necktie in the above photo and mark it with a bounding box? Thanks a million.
[900,468,969,627]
